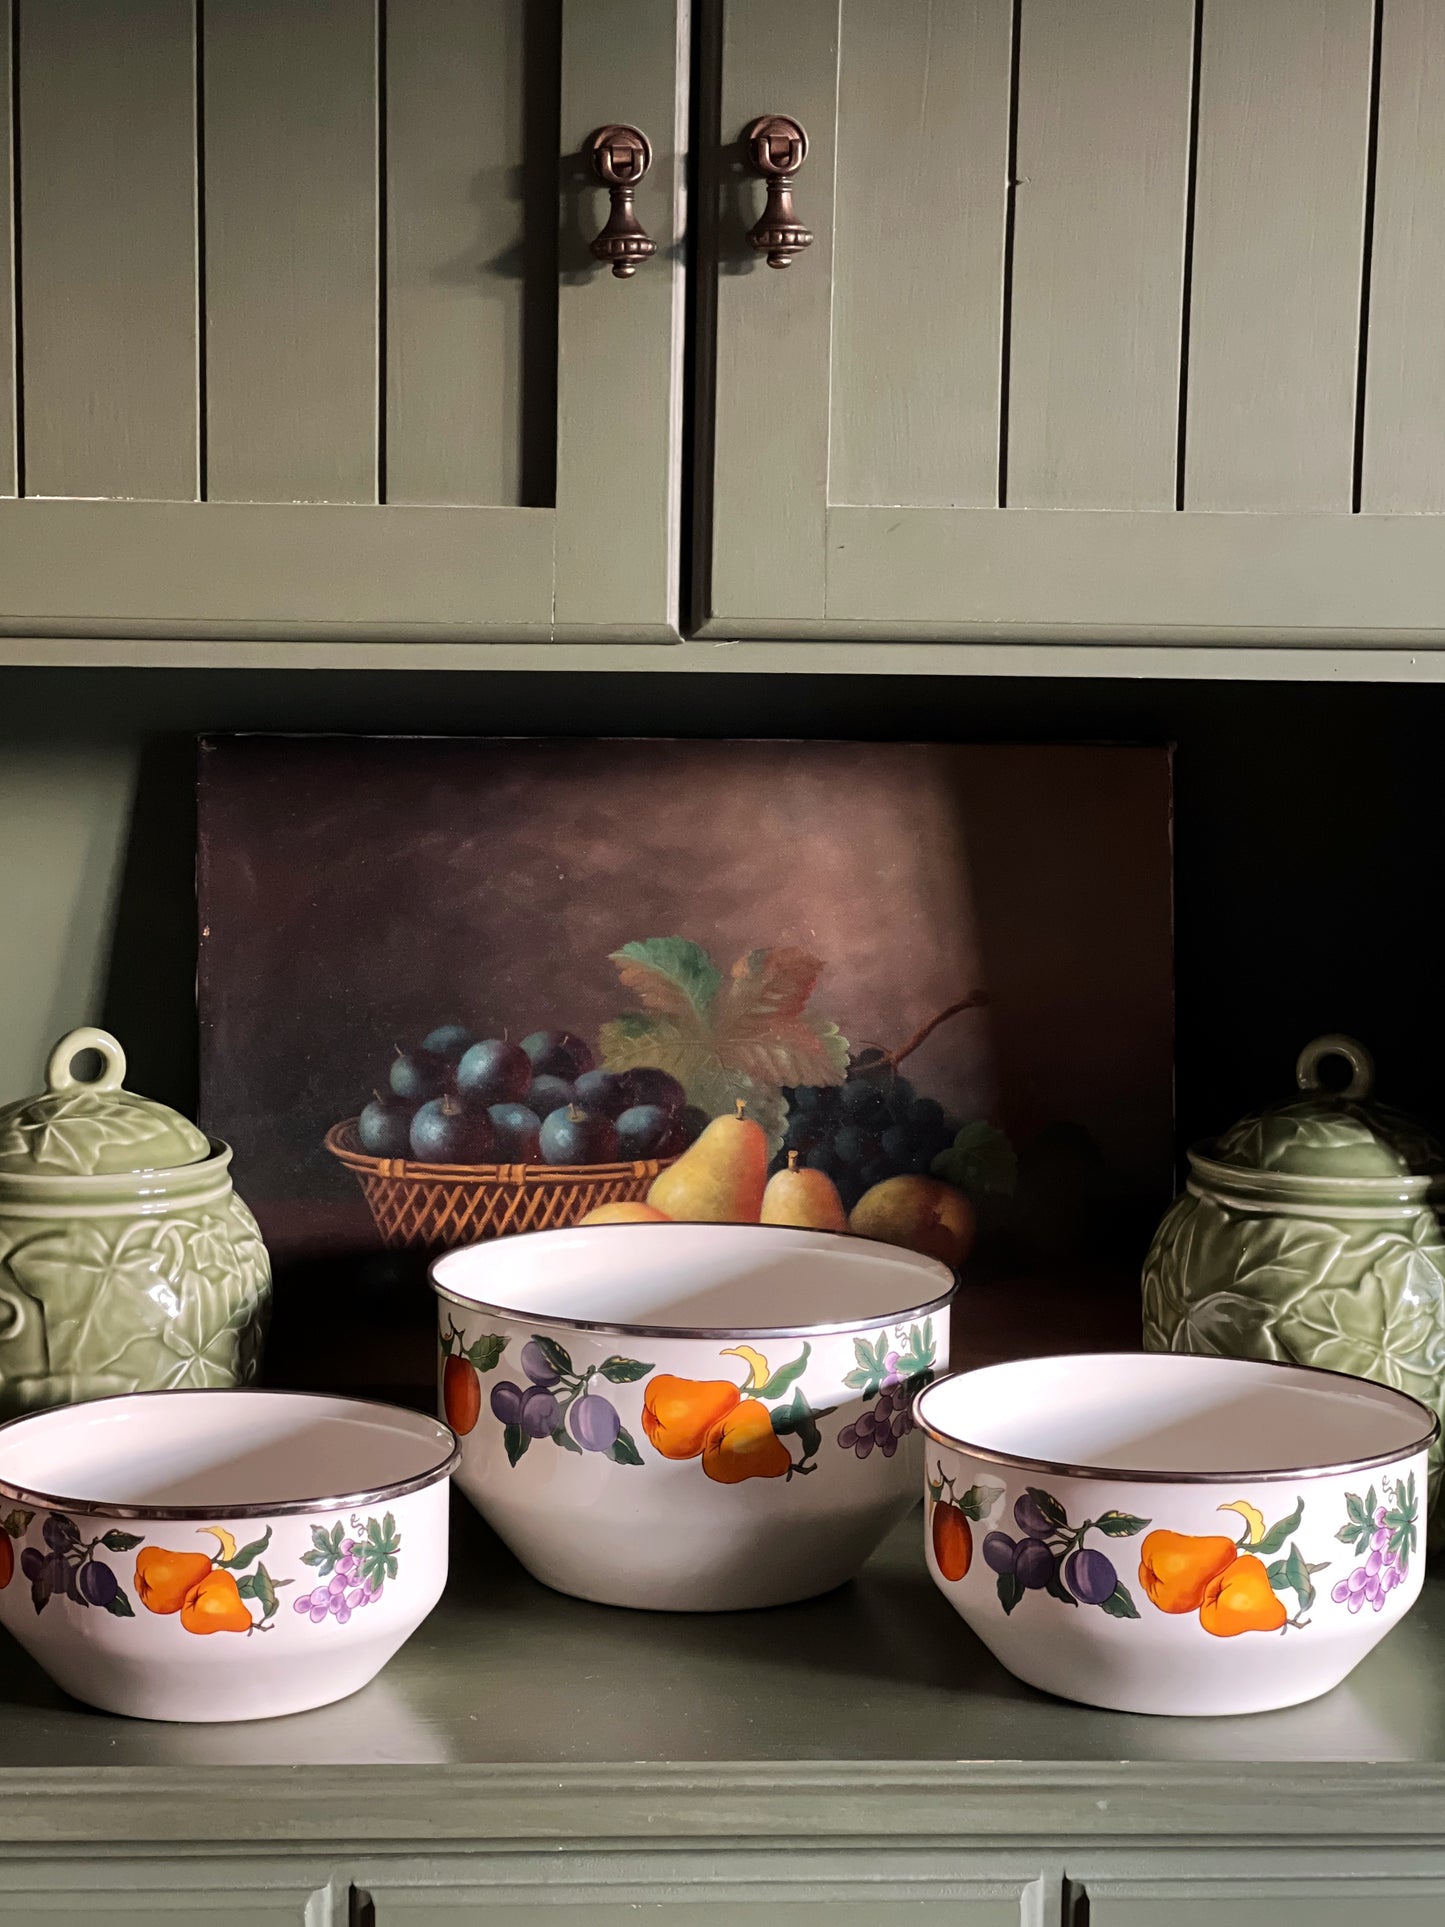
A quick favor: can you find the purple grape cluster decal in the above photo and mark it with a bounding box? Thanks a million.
[984,1485,1149,1619]
[1332,1471,1418,1615]
[835,1319,937,1461]
[489,1334,652,1467]
[295,1513,401,1625]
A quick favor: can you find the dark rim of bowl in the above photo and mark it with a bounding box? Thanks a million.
[0,1388,461,1520]
[429,1220,958,1341]
[913,1352,1441,1484]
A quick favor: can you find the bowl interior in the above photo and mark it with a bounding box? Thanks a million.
[0,1391,455,1514]
[916,1353,1435,1478]
[431,1222,953,1333]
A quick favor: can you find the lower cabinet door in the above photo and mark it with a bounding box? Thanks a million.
[0,1898,313,1924]
[358,1896,1024,1924]
[1083,1885,1445,1924]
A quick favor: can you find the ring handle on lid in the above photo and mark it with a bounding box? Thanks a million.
[1295,1033,1373,1102]
[45,1027,127,1094]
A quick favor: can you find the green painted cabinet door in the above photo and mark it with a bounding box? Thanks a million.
[0,0,684,644]
[697,0,1445,649]
[357,1896,1024,1923]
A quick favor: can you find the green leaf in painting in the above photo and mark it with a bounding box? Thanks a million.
[1090,1511,1152,1538]
[958,1482,1004,1523]
[531,1333,574,1377]
[597,1355,654,1383]
[755,1342,810,1402]
[996,1571,1023,1616]
[1254,1497,1305,1557]
[609,937,722,1020]
[931,1122,1018,1200]
[466,1333,506,1373]
[99,1529,144,1552]
[608,1425,644,1467]
[1025,1486,1069,1531]
[503,1423,529,1468]
[103,1588,135,1619]
[1098,1581,1141,1620]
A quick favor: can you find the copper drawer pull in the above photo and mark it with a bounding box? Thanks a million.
[587,124,657,278]
[745,115,812,268]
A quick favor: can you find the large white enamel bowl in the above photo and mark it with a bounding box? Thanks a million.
[432,1222,955,1611]
[916,1353,1437,1717]
[0,1390,457,1721]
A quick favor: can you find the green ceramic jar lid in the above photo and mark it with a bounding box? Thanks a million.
[0,1027,212,1178]
[1206,1034,1445,1182]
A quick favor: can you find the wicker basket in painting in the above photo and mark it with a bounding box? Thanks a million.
[324,1118,675,1250]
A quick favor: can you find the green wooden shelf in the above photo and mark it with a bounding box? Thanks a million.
[3,1498,1443,1851]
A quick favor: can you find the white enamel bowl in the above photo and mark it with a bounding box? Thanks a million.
[0,1390,457,1721]
[916,1353,1436,1717]
[432,1222,955,1611]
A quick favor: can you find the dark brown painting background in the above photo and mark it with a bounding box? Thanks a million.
[197,737,1172,1391]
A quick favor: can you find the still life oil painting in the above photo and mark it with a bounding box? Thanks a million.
[197,737,1173,1393]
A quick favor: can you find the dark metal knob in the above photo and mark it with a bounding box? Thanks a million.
[745,116,812,268]
[587,124,657,278]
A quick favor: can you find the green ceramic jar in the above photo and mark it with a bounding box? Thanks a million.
[0,1028,271,1420]
[1143,1035,1445,1517]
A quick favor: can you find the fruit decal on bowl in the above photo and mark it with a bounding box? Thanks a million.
[294,1513,402,1624]
[984,1487,1152,1619]
[464,1330,654,1468]
[439,1320,506,1436]
[1,1507,137,1617]
[641,1342,832,1484]
[1139,1497,1328,1636]
[926,1464,1004,1580]
[1332,1470,1418,1614]
[836,1319,938,1459]
[135,1525,291,1634]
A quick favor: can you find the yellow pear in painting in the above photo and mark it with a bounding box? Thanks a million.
[760,1150,847,1232]
[647,1101,768,1223]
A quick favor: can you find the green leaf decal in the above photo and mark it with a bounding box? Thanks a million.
[103,1588,135,1619]
[769,1386,830,1462]
[503,1423,529,1467]
[2,1507,34,1539]
[466,1334,506,1373]
[1265,1558,1289,1588]
[99,1529,144,1552]
[237,1560,290,1622]
[957,1482,1004,1523]
[1281,1542,1327,1614]
[596,1355,654,1383]
[552,1422,583,1454]
[894,1318,937,1378]
[1090,1511,1152,1538]
[1254,1497,1306,1556]
[997,1571,1023,1615]
[531,1334,574,1378]
[609,1425,644,1467]
[220,1527,273,1572]
[755,1343,811,1402]
[1025,1486,1069,1531]
[1045,1564,1078,1607]
[1099,1581,1141,1620]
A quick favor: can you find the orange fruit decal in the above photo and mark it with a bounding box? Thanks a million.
[443,1354,481,1436]
[179,1566,254,1635]
[1137,1530,1239,1614]
[641,1375,743,1459]
[0,1535,13,1591]
[700,1399,793,1483]
[931,1501,972,1582]
[1198,1554,1289,1638]
[135,1547,215,1616]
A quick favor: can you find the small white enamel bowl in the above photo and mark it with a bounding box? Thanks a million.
[916,1353,1436,1717]
[0,1390,457,1722]
[432,1222,955,1611]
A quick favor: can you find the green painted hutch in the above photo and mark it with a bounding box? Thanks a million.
[4,0,1445,1917]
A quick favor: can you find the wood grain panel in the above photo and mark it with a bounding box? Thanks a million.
[709,0,837,620]
[554,0,685,630]
[1184,0,1374,511]
[829,0,1011,508]
[17,0,197,501]
[1361,0,1445,511]
[387,0,557,508]
[204,0,377,504]
[1008,0,1193,510]
[1,0,14,496]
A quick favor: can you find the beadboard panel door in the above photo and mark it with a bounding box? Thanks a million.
[0,0,685,643]
[698,0,1445,646]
